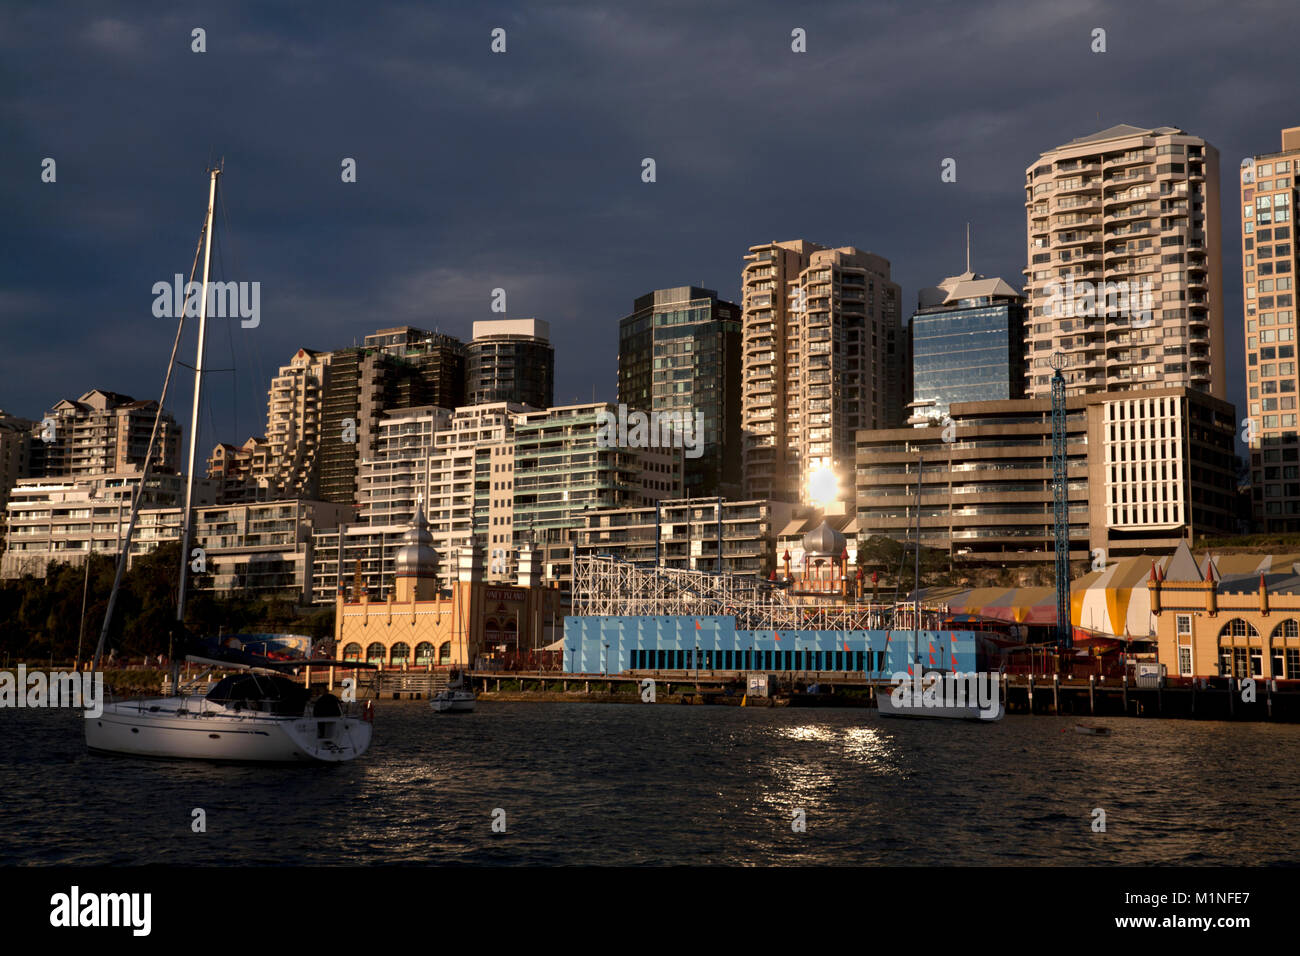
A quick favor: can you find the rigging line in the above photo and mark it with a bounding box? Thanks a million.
[92,201,209,669]
[219,180,264,447]
[212,204,240,445]
[177,363,238,373]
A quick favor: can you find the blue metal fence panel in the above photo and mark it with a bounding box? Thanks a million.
[563,616,982,675]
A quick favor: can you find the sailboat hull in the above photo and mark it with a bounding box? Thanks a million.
[431,691,476,713]
[85,697,373,762]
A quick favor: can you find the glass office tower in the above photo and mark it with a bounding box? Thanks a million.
[911,272,1026,422]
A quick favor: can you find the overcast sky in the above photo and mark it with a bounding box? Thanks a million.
[3,0,1298,451]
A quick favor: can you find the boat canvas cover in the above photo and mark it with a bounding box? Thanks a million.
[204,673,311,716]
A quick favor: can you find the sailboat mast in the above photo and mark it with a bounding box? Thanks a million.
[176,167,220,622]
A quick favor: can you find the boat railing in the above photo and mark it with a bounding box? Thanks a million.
[103,692,369,722]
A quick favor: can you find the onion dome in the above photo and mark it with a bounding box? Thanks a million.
[394,506,438,576]
[802,520,845,558]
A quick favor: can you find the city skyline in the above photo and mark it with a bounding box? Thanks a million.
[6,3,1300,452]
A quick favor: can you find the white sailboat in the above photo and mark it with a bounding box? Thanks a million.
[876,454,1003,722]
[83,166,375,762]
[87,661,375,762]
[431,670,476,713]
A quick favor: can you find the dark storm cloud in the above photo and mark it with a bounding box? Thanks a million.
[2,0,1298,447]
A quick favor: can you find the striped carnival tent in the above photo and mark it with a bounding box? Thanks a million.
[907,585,1057,630]
[910,544,1300,641]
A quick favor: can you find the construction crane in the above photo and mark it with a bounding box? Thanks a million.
[1050,352,1072,650]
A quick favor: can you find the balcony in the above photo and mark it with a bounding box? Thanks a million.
[1103,150,1152,169]
[1056,161,1101,176]
[1057,177,1103,195]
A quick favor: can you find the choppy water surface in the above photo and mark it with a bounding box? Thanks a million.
[2,702,1297,865]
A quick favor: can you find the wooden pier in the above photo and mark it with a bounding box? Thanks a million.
[457,669,1300,721]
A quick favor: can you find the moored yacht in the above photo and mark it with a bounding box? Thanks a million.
[431,669,476,713]
[86,664,375,762]
[82,165,377,763]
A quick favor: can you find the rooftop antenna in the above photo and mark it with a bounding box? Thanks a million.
[965,222,971,273]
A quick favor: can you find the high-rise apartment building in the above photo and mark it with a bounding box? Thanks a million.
[255,348,330,498]
[318,328,467,506]
[618,287,742,498]
[364,327,467,409]
[572,497,796,577]
[0,471,198,578]
[512,402,680,538]
[467,319,554,409]
[1023,125,1224,398]
[1241,126,1300,531]
[29,389,180,478]
[741,240,905,504]
[313,401,681,601]
[911,271,1026,422]
[357,403,518,578]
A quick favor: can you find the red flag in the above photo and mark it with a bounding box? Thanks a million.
[774,631,782,642]
[695,620,701,630]
[951,654,958,669]
[843,642,850,652]
[906,665,913,676]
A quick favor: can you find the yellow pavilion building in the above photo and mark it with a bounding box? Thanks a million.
[333,508,566,669]
[1150,541,1300,680]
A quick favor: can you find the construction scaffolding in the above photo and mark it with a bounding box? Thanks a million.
[571,555,950,633]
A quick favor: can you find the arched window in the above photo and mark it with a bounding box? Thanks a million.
[1269,619,1300,679]
[415,642,434,666]
[1222,618,1259,639]
[342,643,362,662]
[391,642,410,666]
[1217,619,1260,678]
[1270,619,1299,640]
[438,640,452,664]
[366,642,386,665]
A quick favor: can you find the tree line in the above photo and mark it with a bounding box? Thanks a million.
[0,542,333,664]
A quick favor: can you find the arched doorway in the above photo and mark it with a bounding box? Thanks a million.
[391,642,410,667]
[342,643,362,662]
[415,642,434,667]
[438,640,452,664]
[366,642,386,666]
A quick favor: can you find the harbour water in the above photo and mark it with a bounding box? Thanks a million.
[2,702,1298,866]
